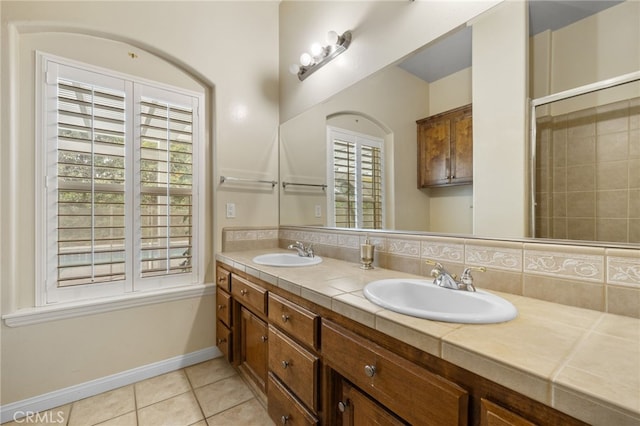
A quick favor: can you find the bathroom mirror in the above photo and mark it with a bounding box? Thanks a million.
[279,0,639,244]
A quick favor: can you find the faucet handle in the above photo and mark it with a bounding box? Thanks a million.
[462,266,486,277]
[460,266,486,292]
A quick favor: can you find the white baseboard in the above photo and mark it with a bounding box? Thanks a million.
[1,346,221,424]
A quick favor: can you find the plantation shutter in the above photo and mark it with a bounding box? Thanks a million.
[333,139,357,228]
[139,98,194,277]
[42,54,202,305]
[56,79,127,287]
[361,145,383,229]
[330,128,384,229]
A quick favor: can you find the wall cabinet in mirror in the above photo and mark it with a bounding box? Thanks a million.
[417,104,472,188]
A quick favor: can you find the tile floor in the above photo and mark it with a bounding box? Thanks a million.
[4,358,275,426]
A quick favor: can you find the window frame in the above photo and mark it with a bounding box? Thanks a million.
[327,126,385,229]
[35,52,205,306]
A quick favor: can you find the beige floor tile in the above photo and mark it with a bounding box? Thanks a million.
[95,411,137,426]
[68,386,135,426]
[135,370,192,408]
[194,376,255,418]
[137,391,203,426]
[206,398,274,426]
[185,358,236,389]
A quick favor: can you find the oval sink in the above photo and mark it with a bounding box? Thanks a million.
[364,278,517,324]
[252,253,322,267]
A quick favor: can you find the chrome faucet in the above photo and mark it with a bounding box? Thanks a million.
[426,260,485,292]
[287,241,315,258]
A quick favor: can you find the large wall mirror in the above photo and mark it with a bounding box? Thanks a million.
[279,0,639,245]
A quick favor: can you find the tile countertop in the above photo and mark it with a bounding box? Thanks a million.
[216,250,640,426]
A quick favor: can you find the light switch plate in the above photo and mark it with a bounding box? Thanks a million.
[226,202,236,218]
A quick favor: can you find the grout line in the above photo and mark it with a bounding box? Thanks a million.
[182,367,208,424]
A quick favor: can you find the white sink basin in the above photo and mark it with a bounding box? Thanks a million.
[364,278,517,324]
[252,253,322,267]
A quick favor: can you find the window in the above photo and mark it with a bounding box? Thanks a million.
[328,127,384,229]
[37,53,204,305]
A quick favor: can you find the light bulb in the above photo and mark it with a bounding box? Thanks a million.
[289,63,300,75]
[326,30,340,45]
[299,52,312,67]
[310,42,323,57]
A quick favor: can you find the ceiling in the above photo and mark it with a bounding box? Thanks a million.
[399,0,624,83]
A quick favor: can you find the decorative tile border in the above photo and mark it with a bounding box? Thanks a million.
[387,238,421,258]
[607,256,640,288]
[524,250,604,282]
[224,228,278,241]
[465,245,523,272]
[421,240,464,264]
[338,234,360,249]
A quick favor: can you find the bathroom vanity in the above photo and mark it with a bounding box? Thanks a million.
[212,251,623,425]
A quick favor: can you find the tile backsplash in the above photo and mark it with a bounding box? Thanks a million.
[221,226,640,318]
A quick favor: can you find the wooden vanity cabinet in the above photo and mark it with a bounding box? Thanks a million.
[322,320,468,426]
[215,266,232,362]
[417,104,472,188]
[267,292,321,425]
[231,274,269,393]
[216,262,586,426]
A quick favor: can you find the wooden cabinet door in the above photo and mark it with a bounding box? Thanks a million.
[322,320,468,426]
[451,107,473,185]
[480,399,536,426]
[216,320,232,362]
[268,373,318,426]
[417,104,472,188]
[418,118,451,187]
[339,380,406,426]
[240,306,268,392]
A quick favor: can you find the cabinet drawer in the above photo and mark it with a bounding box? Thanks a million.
[268,372,318,426]
[322,320,468,426]
[268,326,319,411]
[268,293,318,349]
[232,274,267,316]
[216,266,231,292]
[216,320,232,362]
[216,287,232,327]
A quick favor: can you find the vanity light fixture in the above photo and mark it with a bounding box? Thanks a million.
[289,30,352,81]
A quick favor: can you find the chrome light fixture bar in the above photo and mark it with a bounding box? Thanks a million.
[290,30,352,81]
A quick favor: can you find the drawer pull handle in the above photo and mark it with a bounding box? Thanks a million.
[281,314,290,322]
[280,415,289,425]
[338,400,350,412]
[364,364,376,377]
[217,276,226,283]
[217,304,226,310]
[240,289,248,296]
[281,360,290,369]
[260,335,268,343]
[216,338,226,345]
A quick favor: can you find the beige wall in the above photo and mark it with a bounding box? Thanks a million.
[278,0,500,123]
[1,1,279,405]
[472,1,529,238]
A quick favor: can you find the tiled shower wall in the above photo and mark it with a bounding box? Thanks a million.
[221,226,640,319]
[535,97,640,243]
